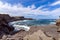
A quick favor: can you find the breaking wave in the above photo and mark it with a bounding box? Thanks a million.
[9,19,56,26]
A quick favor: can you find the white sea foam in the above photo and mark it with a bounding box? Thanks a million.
[50,22,56,24]
[8,19,56,31]
[13,24,30,31]
[8,20,30,31]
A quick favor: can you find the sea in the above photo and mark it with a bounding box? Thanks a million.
[9,19,56,26]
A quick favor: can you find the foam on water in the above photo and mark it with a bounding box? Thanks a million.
[8,19,56,31]
[50,22,56,24]
[9,19,56,26]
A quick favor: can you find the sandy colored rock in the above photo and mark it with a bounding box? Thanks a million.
[58,34,60,40]
[57,28,60,32]
[6,38,18,40]
[0,25,58,40]
[56,19,60,26]
[24,30,53,40]
[1,35,7,40]
[56,19,60,32]
[58,38,60,40]
[58,37,60,40]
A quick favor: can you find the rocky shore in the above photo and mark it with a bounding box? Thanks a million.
[0,14,59,40]
[0,25,59,40]
[0,14,33,39]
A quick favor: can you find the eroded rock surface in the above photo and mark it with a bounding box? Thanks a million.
[24,30,53,40]
[0,14,33,39]
[56,19,60,32]
[0,14,58,40]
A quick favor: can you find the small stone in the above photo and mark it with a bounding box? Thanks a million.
[2,35,7,40]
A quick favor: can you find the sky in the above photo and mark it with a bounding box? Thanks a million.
[0,0,60,19]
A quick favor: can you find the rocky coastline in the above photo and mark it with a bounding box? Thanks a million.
[0,14,33,38]
[0,14,59,40]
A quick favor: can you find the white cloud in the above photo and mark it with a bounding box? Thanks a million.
[0,1,49,16]
[50,1,60,6]
[51,8,60,16]
[0,1,60,19]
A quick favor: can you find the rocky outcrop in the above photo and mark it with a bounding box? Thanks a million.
[56,19,60,26]
[0,14,33,39]
[0,25,58,40]
[0,14,14,34]
[24,30,53,40]
[11,16,25,21]
[56,19,60,32]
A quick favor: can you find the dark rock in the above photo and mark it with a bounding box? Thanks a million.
[0,14,33,37]
[11,16,25,21]
[24,18,33,20]
[0,14,14,34]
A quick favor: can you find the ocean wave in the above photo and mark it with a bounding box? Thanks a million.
[8,19,56,26]
[50,22,56,24]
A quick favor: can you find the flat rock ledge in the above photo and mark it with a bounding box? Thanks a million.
[0,25,59,40]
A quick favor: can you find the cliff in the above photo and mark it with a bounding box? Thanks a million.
[0,14,33,39]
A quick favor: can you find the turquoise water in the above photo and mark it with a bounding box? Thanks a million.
[12,19,56,26]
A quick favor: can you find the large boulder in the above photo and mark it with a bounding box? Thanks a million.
[56,19,60,26]
[0,14,14,34]
[56,19,60,32]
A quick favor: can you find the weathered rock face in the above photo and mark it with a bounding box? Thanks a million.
[24,30,53,40]
[56,19,60,26]
[0,14,14,35]
[0,14,33,38]
[56,19,60,32]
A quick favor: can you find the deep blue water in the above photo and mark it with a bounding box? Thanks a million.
[14,19,56,26]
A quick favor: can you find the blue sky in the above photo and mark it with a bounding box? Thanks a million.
[0,0,60,19]
[0,0,57,8]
